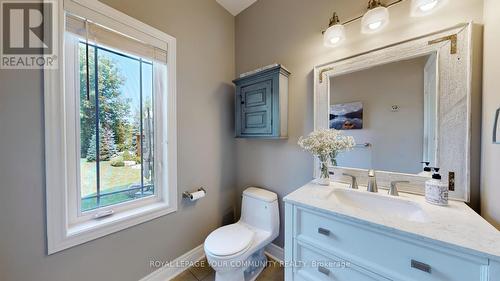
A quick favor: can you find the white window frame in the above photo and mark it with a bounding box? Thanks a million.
[44,0,177,254]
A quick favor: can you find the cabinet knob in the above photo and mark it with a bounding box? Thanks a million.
[318,266,330,276]
[411,259,431,273]
[318,227,331,236]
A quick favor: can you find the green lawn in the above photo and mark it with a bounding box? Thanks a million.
[80,158,142,211]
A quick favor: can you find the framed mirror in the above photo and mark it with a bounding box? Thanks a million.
[314,23,478,201]
[329,54,437,174]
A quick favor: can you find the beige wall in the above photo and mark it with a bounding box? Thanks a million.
[235,0,484,247]
[331,57,427,174]
[481,0,500,229]
[0,1,235,281]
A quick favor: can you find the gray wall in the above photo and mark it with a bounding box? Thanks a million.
[235,0,484,247]
[0,1,235,280]
[481,0,500,229]
[331,57,426,174]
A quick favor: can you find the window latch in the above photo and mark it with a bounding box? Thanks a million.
[93,210,114,219]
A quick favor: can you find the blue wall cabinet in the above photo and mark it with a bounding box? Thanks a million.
[233,65,290,138]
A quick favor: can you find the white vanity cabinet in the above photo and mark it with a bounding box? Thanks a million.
[293,21,496,281]
[284,183,500,281]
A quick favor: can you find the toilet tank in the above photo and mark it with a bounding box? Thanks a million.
[240,187,279,235]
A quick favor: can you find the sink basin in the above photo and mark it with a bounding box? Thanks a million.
[330,188,429,223]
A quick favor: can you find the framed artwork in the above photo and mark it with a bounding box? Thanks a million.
[494,108,500,144]
[330,102,363,130]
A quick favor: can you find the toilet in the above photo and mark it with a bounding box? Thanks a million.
[204,187,279,281]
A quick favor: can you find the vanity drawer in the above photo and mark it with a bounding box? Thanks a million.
[294,241,390,281]
[295,207,488,281]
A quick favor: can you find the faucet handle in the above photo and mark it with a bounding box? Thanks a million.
[368,169,376,177]
[389,181,409,196]
[367,170,378,192]
[342,173,358,189]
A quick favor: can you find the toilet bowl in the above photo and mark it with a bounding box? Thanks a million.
[204,187,279,281]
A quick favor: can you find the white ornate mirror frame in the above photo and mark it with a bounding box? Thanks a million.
[313,22,480,202]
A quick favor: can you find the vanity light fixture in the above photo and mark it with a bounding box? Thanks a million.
[361,0,390,34]
[411,0,446,16]
[322,0,401,47]
[322,0,449,48]
[323,12,346,47]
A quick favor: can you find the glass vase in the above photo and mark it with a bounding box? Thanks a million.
[316,155,331,186]
[330,151,338,167]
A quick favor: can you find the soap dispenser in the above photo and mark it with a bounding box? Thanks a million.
[425,168,449,206]
[418,161,432,177]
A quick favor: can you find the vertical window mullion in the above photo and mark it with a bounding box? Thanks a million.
[85,41,90,101]
[139,59,144,196]
[94,44,101,207]
[151,64,154,195]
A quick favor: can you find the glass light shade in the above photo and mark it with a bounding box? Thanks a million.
[361,6,389,34]
[411,0,446,17]
[323,24,346,47]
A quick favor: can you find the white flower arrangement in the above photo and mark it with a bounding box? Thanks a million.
[298,128,355,158]
[298,129,355,184]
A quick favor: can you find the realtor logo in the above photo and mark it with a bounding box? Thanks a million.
[1,1,58,69]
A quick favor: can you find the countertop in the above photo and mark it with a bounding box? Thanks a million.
[284,181,500,260]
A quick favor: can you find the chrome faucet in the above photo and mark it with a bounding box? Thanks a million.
[342,173,358,189]
[367,169,378,193]
[389,181,409,196]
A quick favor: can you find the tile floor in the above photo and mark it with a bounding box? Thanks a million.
[171,256,284,281]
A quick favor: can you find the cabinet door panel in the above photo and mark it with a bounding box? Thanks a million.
[240,79,273,135]
[244,111,267,129]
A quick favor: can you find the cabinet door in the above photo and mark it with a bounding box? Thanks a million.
[239,79,273,135]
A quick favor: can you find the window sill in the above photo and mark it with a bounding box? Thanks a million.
[49,201,176,254]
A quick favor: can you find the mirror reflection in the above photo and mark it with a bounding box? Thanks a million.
[329,54,437,175]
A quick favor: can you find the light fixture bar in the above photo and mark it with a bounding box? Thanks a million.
[322,0,404,34]
[341,0,404,26]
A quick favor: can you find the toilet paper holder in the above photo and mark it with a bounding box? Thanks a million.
[182,187,206,200]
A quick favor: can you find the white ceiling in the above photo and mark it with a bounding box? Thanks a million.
[216,0,258,16]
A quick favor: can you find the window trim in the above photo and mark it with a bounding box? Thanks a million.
[44,0,177,254]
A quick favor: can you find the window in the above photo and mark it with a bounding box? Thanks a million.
[45,0,177,254]
[74,39,156,212]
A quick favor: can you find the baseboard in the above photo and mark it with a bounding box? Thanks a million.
[265,243,284,262]
[139,244,205,281]
[140,242,284,281]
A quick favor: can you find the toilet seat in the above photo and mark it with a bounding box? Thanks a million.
[205,224,254,257]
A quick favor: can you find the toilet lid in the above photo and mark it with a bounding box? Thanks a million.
[205,224,254,256]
